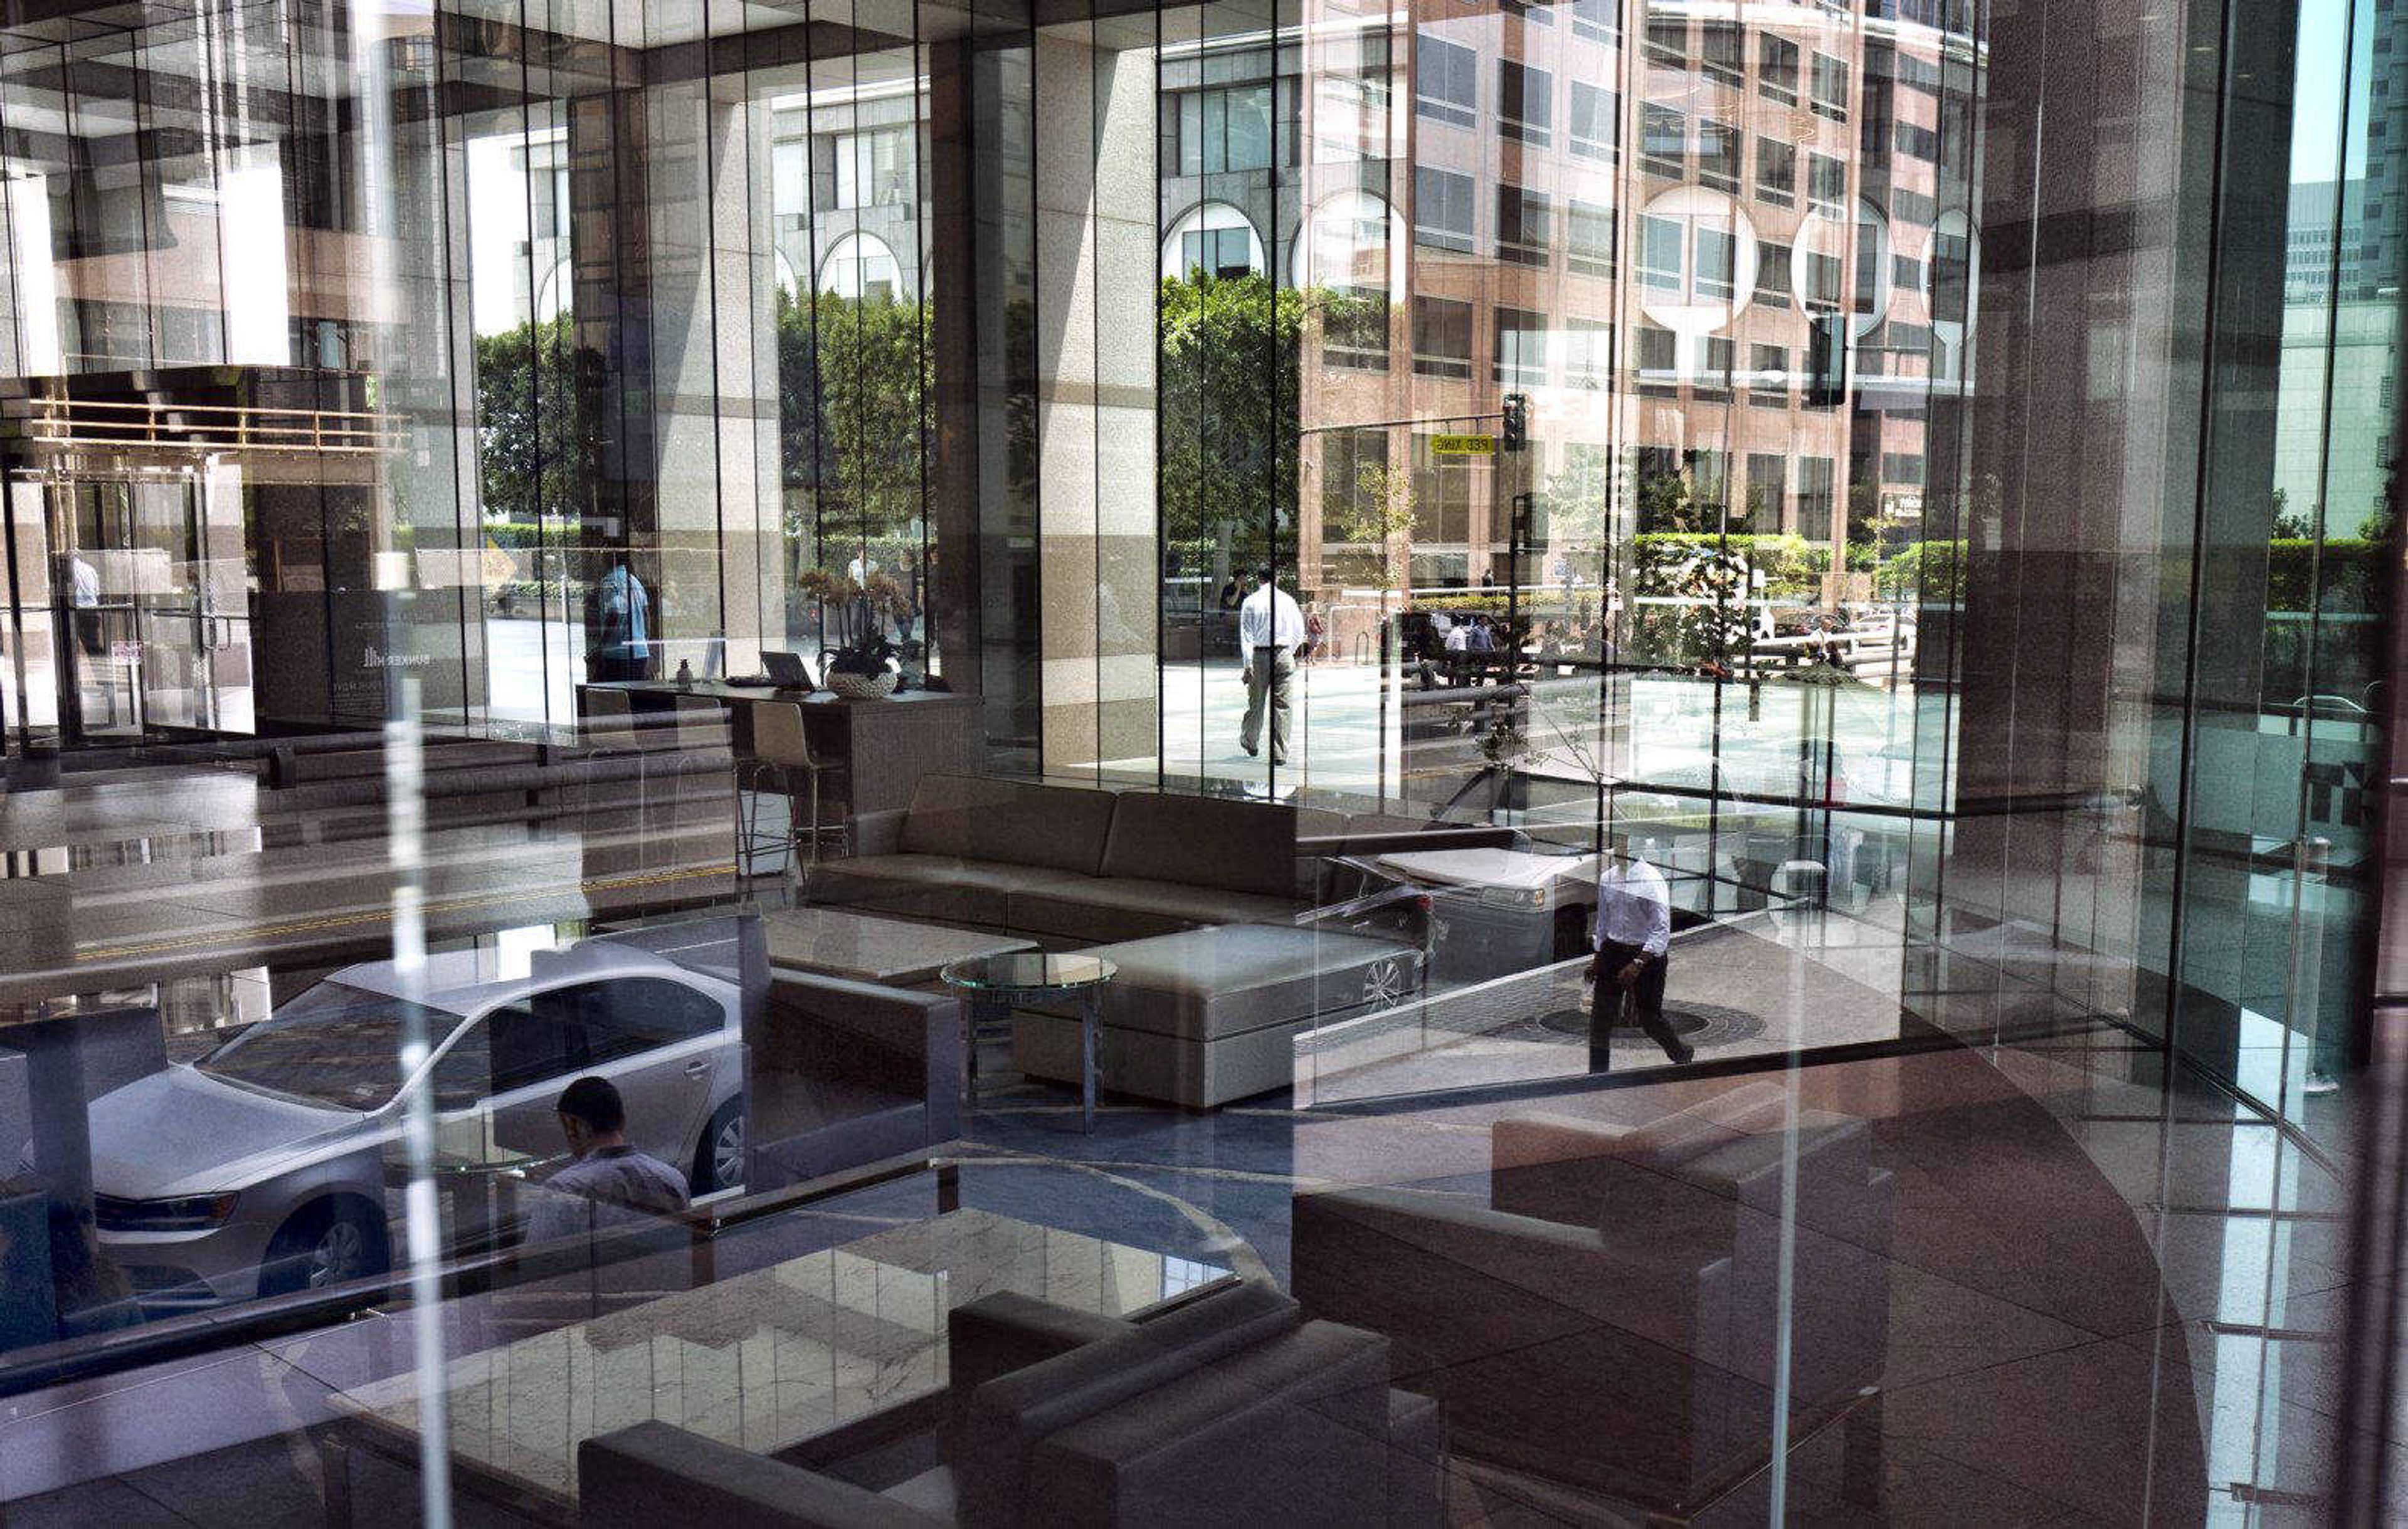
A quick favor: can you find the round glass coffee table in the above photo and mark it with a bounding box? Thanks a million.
[940,951,1117,1131]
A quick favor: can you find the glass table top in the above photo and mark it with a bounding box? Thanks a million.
[939,950,1117,992]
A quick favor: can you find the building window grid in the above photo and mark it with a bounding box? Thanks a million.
[1756,137,1797,207]
[1566,199,1617,276]
[1501,60,1555,147]
[1494,307,1550,386]
[1750,343,1790,404]
[1413,294,1474,378]
[1698,118,1743,192]
[1413,165,1476,253]
[1811,51,1851,120]
[1642,102,1686,179]
[1646,16,1687,66]
[1701,21,1744,83]
[1497,184,1553,266]
[1756,239,1793,304]
[1415,34,1478,129]
[1759,34,1800,104]
[1570,81,1620,162]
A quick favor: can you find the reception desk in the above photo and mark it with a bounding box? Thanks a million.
[577,681,980,815]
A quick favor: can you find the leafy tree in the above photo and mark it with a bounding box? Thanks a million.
[473,313,597,527]
[778,286,930,542]
[1322,459,1417,587]
[1159,272,1303,572]
[2268,487,2315,540]
[1635,463,1699,533]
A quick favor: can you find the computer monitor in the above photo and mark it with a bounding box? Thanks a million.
[762,650,813,689]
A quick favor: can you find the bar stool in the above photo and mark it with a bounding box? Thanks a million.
[736,700,848,901]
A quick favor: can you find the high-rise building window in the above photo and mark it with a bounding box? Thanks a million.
[1636,323,1677,374]
[1497,184,1553,265]
[1811,52,1851,120]
[1696,226,1738,299]
[1896,121,1940,161]
[1640,214,1686,291]
[1571,0,1618,43]
[1756,137,1797,207]
[1566,200,1617,276]
[1893,251,1926,293]
[1759,34,1800,103]
[1756,239,1793,303]
[1412,295,1474,377]
[1701,21,1743,83]
[1803,250,1844,309]
[1180,227,1256,280]
[1698,119,1743,192]
[1494,307,1549,386]
[1415,34,1478,128]
[1413,166,1476,252]
[1563,318,1613,386]
[1323,285,1390,371]
[1809,151,1847,208]
[1933,227,1972,314]
[1746,451,1787,522]
[1646,16,1687,65]
[1697,336,1736,392]
[1796,454,1836,537]
[1642,103,1686,179]
[1570,82,1619,161]
[1881,451,1926,486]
[1750,345,1790,405]
[1501,60,1554,146]
[1892,186,1937,223]
[1164,84,1288,177]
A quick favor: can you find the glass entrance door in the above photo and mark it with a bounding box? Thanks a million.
[45,469,254,745]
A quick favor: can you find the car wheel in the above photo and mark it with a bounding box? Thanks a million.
[260,1200,388,1297]
[1361,956,1410,1011]
[694,1098,745,1195]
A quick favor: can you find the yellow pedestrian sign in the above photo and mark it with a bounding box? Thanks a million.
[1432,433,1496,457]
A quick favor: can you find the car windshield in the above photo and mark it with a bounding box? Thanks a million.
[195,982,463,1111]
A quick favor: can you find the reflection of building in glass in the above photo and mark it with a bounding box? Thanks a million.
[1154,1,1980,603]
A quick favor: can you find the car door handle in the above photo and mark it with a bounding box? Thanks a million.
[684,1059,710,1078]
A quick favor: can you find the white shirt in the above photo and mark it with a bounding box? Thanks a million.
[1592,856,1671,957]
[1444,624,1470,653]
[523,1145,691,1246]
[1238,584,1306,649]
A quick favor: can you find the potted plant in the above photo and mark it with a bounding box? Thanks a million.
[799,566,912,697]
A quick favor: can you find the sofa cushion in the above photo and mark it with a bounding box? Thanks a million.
[1007,876,1302,943]
[810,853,1094,928]
[1024,1320,1395,1528]
[1100,792,1300,898]
[898,773,1118,876]
[578,1422,943,1528]
[1033,924,1420,1042]
[956,1280,1298,1529]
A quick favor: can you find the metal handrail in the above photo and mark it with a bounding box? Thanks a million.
[3,396,405,454]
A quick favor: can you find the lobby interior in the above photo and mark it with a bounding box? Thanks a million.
[0,0,2404,1520]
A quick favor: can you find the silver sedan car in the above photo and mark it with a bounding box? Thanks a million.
[74,938,745,1311]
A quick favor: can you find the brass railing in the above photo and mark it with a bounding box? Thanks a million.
[0,396,406,455]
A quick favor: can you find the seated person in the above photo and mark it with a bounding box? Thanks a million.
[524,1076,691,1246]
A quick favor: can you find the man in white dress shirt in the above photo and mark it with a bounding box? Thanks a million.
[1590,847,1691,1066]
[1237,564,1306,765]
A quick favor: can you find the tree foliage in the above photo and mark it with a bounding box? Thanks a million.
[1159,273,1302,570]
[778,286,929,542]
[473,292,931,552]
[473,313,597,527]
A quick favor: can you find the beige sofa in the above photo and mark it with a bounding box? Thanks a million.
[806,775,1431,1106]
